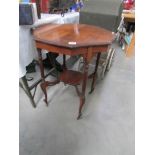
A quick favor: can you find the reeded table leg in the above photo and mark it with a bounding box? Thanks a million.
[77,57,89,120]
[37,48,48,105]
[89,52,101,94]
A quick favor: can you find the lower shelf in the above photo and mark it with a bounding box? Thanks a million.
[60,70,84,85]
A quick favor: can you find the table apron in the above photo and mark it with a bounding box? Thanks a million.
[35,41,109,56]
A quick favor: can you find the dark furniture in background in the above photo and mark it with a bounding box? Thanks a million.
[36,0,41,18]
[50,0,75,9]
[19,3,35,25]
[80,0,123,32]
[49,0,75,13]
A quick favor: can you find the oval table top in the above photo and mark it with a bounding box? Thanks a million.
[33,24,115,48]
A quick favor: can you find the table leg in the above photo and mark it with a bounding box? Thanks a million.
[63,54,67,70]
[77,57,89,120]
[37,48,48,105]
[89,53,101,94]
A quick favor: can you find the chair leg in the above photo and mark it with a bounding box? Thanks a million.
[63,54,67,70]
[106,48,115,71]
[100,48,113,79]
[19,76,36,108]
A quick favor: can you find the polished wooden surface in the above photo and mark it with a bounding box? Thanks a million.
[33,24,115,48]
[122,12,135,23]
[33,24,114,119]
[60,70,83,85]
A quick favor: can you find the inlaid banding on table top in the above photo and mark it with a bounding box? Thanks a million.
[33,24,115,48]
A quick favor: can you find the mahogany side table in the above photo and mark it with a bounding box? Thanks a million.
[33,24,114,119]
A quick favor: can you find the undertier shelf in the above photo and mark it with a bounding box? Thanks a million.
[60,70,84,85]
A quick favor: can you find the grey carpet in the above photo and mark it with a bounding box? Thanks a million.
[19,43,135,155]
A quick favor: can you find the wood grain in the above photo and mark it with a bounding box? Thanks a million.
[33,24,115,48]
